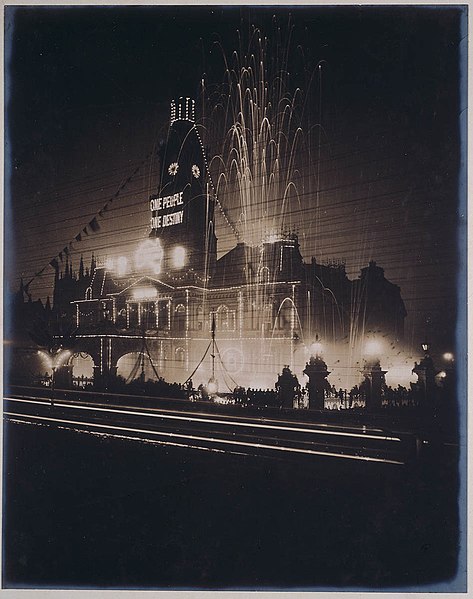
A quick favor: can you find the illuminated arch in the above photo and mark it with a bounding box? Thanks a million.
[116,352,157,382]
[174,304,186,332]
[216,305,236,332]
[70,352,94,376]
[69,352,94,387]
[175,347,186,363]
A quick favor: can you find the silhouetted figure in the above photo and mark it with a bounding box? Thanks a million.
[198,383,209,401]
[186,378,194,400]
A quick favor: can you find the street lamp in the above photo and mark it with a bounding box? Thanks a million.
[304,335,331,411]
[207,377,218,395]
[310,334,323,358]
[117,256,128,276]
[365,339,382,357]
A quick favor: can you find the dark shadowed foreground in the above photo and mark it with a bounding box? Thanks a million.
[3,419,459,590]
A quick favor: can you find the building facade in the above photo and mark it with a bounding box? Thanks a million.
[11,98,407,391]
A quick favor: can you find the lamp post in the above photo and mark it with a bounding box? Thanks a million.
[412,342,437,408]
[276,365,300,409]
[207,315,219,398]
[442,353,455,397]
[361,360,387,412]
[51,365,56,407]
[361,339,387,411]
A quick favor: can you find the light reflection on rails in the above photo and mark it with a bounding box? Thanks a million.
[4,395,401,442]
[5,411,405,465]
[9,385,390,433]
[4,393,414,466]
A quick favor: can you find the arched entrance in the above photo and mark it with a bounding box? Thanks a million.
[116,352,159,382]
[70,352,95,388]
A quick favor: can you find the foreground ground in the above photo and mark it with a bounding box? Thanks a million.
[3,403,463,591]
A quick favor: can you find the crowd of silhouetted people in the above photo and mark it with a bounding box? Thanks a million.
[32,370,451,411]
[185,381,440,411]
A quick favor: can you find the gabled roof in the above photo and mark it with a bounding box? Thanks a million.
[108,276,175,297]
[89,267,118,299]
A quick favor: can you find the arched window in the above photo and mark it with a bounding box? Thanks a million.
[196,306,203,330]
[263,303,273,333]
[175,347,185,363]
[157,299,170,330]
[216,305,229,331]
[85,287,92,300]
[216,304,236,331]
[174,304,186,332]
[141,301,156,329]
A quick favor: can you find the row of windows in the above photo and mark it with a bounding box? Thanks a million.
[78,300,296,332]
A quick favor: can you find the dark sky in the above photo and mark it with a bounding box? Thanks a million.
[5,5,466,353]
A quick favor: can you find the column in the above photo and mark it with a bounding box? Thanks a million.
[303,356,330,410]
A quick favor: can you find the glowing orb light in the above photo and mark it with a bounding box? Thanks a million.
[135,239,163,275]
[266,231,282,244]
[132,287,158,300]
[310,342,323,356]
[106,256,128,276]
[221,347,244,374]
[172,246,186,269]
[117,256,128,276]
[38,350,53,369]
[365,339,382,356]
[443,352,454,362]
[207,378,218,394]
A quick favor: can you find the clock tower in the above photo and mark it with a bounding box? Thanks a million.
[149,97,217,280]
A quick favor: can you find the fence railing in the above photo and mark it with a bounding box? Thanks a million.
[33,374,94,389]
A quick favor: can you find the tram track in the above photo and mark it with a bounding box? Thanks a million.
[4,392,416,465]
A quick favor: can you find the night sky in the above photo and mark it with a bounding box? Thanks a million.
[5,5,466,354]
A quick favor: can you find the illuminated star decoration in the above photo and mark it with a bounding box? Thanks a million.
[191,164,200,178]
[168,162,179,176]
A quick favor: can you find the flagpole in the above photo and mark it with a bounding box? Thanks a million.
[211,314,216,381]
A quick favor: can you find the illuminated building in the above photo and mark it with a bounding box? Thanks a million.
[15,97,407,390]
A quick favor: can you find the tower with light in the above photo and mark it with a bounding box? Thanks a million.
[148,97,217,280]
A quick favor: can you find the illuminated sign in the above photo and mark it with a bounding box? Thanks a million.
[150,191,184,230]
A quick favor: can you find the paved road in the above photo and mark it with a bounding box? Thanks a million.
[4,392,417,465]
